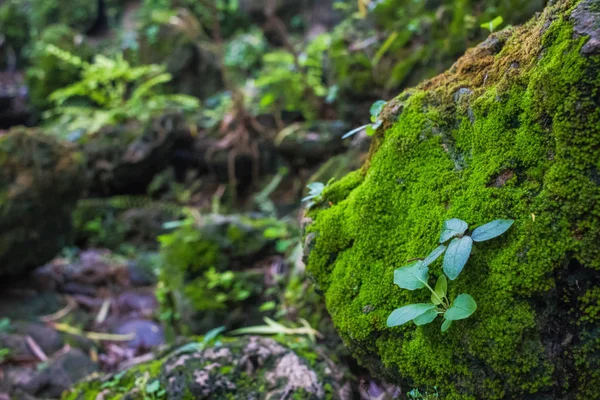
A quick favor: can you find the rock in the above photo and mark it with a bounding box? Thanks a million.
[64,336,351,400]
[0,291,65,322]
[82,113,189,196]
[303,1,600,398]
[0,72,30,129]
[571,0,600,54]
[0,128,84,277]
[72,197,186,250]
[12,322,64,356]
[158,214,292,334]
[15,348,97,398]
[113,319,164,350]
[137,22,223,101]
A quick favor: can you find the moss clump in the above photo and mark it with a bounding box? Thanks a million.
[63,336,350,400]
[304,0,600,398]
[157,214,292,334]
[0,128,84,277]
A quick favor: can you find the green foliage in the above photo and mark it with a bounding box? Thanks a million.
[256,34,331,121]
[407,387,439,399]
[184,267,255,310]
[481,16,504,33]
[26,25,89,111]
[228,317,322,343]
[225,28,267,73]
[302,182,326,208]
[342,99,387,139]
[0,0,30,67]
[0,347,11,364]
[387,218,512,331]
[28,0,98,34]
[43,46,199,137]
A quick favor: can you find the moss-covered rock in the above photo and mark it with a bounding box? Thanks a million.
[81,113,188,196]
[63,336,351,400]
[158,214,295,335]
[0,128,84,277]
[303,0,600,398]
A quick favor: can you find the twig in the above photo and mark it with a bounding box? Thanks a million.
[95,299,112,324]
[39,296,78,322]
[25,336,48,362]
[53,323,135,342]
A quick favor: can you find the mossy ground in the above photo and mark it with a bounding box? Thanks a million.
[305,0,600,398]
[62,336,349,400]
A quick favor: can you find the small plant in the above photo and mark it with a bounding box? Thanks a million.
[481,16,504,33]
[0,347,11,364]
[229,317,323,343]
[387,218,513,332]
[0,318,12,333]
[302,182,326,208]
[342,99,387,139]
[43,45,199,137]
[407,387,439,399]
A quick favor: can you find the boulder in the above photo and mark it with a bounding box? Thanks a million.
[82,113,189,196]
[158,214,292,334]
[0,128,84,277]
[303,1,600,398]
[63,336,351,400]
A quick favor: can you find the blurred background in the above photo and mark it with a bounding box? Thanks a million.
[0,1,546,399]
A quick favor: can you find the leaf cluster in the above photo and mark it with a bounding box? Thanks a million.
[342,100,387,139]
[387,218,513,331]
[43,45,199,138]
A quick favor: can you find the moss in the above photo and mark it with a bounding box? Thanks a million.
[157,215,291,334]
[0,128,84,276]
[304,1,600,398]
[64,337,349,400]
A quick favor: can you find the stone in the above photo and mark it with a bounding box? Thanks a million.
[0,128,84,277]
[303,1,600,398]
[64,336,351,400]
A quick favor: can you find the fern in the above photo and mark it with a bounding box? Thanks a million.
[43,46,200,137]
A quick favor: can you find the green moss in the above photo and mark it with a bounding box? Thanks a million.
[65,337,348,400]
[305,1,600,398]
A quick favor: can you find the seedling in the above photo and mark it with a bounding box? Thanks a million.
[342,100,387,139]
[387,218,513,331]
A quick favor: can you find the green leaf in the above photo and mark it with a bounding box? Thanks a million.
[342,124,369,139]
[431,274,447,305]
[480,16,504,32]
[444,294,477,321]
[413,308,438,326]
[146,380,161,394]
[387,303,436,327]
[471,219,514,242]
[202,326,226,345]
[306,182,325,194]
[442,236,473,280]
[423,245,446,268]
[393,261,429,290]
[370,100,387,119]
[439,218,468,243]
[441,319,453,332]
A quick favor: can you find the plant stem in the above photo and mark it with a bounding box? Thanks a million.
[424,282,447,309]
